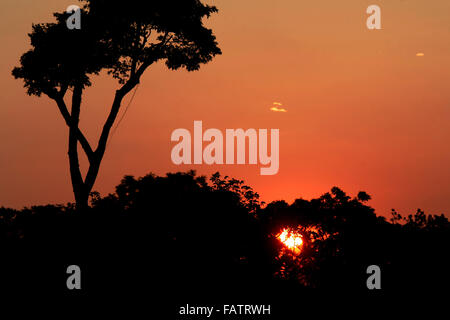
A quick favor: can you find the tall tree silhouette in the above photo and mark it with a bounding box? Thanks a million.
[12,0,221,209]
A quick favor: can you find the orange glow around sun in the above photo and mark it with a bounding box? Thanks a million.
[277,228,303,254]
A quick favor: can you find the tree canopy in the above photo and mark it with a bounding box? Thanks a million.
[13,0,221,96]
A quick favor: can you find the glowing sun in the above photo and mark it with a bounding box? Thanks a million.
[277,228,303,254]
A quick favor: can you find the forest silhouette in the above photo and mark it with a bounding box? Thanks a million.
[1,171,448,302]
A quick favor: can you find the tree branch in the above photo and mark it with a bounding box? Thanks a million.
[86,32,172,192]
[53,96,95,162]
[68,84,86,206]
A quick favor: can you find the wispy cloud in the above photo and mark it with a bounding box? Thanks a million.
[270,107,287,112]
[270,102,287,112]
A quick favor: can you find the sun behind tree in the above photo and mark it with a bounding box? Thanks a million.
[278,228,303,254]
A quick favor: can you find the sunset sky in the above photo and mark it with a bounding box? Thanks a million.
[1,0,449,218]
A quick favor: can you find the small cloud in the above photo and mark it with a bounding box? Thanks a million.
[416,52,425,57]
[270,107,287,112]
[270,102,287,112]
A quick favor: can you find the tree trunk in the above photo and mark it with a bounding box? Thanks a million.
[64,72,143,211]
[68,84,88,212]
[73,187,89,211]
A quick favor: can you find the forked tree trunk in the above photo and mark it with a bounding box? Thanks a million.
[63,64,147,211]
[68,84,89,211]
[66,86,128,211]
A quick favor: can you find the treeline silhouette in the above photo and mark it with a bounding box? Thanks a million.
[0,171,448,301]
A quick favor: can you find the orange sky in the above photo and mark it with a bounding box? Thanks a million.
[1,0,450,218]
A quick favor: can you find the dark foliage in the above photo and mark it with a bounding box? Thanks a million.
[12,0,221,96]
[1,171,448,302]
